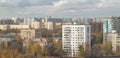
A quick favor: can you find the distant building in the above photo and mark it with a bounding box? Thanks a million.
[0,37,14,48]
[20,29,35,39]
[40,19,53,30]
[0,25,29,30]
[62,22,72,25]
[62,25,91,57]
[0,36,23,51]
[45,16,63,23]
[23,38,47,49]
[40,19,45,29]
[10,25,29,29]
[0,33,19,37]
[12,17,18,23]
[104,32,120,52]
[23,18,36,25]
[0,25,7,30]
[103,16,120,52]
[93,18,103,22]
[12,17,24,24]
[63,18,72,23]
[44,22,53,30]
[0,37,13,42]
[76,18,93,24]
[31,22,40,29]
[111,33,120,52]
[103,17,120,42]
[103,19,112,34]
[32,38,47,47]
[55,22,62,26]
[0,19,14,24]
[89,22,103,33]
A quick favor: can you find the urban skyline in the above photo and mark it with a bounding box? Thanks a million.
[0,16,120,58]
[0,0,120,58]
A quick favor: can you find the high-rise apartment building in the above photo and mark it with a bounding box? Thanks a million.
[103,16,120,52]
[103,17,120,42]
[62,25,91,57]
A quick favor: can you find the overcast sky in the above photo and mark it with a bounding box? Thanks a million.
[0,0,120,18]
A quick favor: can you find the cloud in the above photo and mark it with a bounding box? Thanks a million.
[53,0,87,7]
[52,0,99,13]
[0,0,120,18]
[0,0,6,2]
[97,0,120,8]
[0,0,59,7]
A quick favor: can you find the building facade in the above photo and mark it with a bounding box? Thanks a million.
[44,22,53,30]
[31,22,40,29]
[0,19,14,24]
[89,22,103,33]
[0,25,7,30]
[10,25,29,29]
[62,25,91,57]
[103,16,120,52]
[20,29,35,39]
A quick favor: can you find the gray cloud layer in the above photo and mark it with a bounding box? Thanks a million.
[0,0,120,18]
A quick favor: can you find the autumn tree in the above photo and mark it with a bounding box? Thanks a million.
[52,40,63,56]
[24,40,46,58]
[90,32,103,57]
[13,35,22,41]
[1,49,8,58]
[30,43,43,57]
[16,53,24,58]
[42,46,49,56]
[91,32,103,46]
[102,42,112,56]
[91,44,103,57]
[41,29,53,38]
[53,25,62,37]
[78,45,86,58]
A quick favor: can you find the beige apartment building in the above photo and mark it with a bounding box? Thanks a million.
[20,29,35,39]
[31,22,40,29]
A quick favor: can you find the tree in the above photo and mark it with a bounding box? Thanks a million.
[13,35,22,41]
[41,29,53,38]
[16,54,24,58]
[0,29,20,34]
[95,32,103,44]
[53,25,62,37]
[24,41,44,57]
[102,42,112,56]
[91,32,103,46]
[43,46,49,56]
[1,49,8,58]
[91,44,103,57]
[52,40,63,56]
[78,45,86,58]
[30,43,43,56]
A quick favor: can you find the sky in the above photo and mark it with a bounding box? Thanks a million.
[0,0,120,18]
